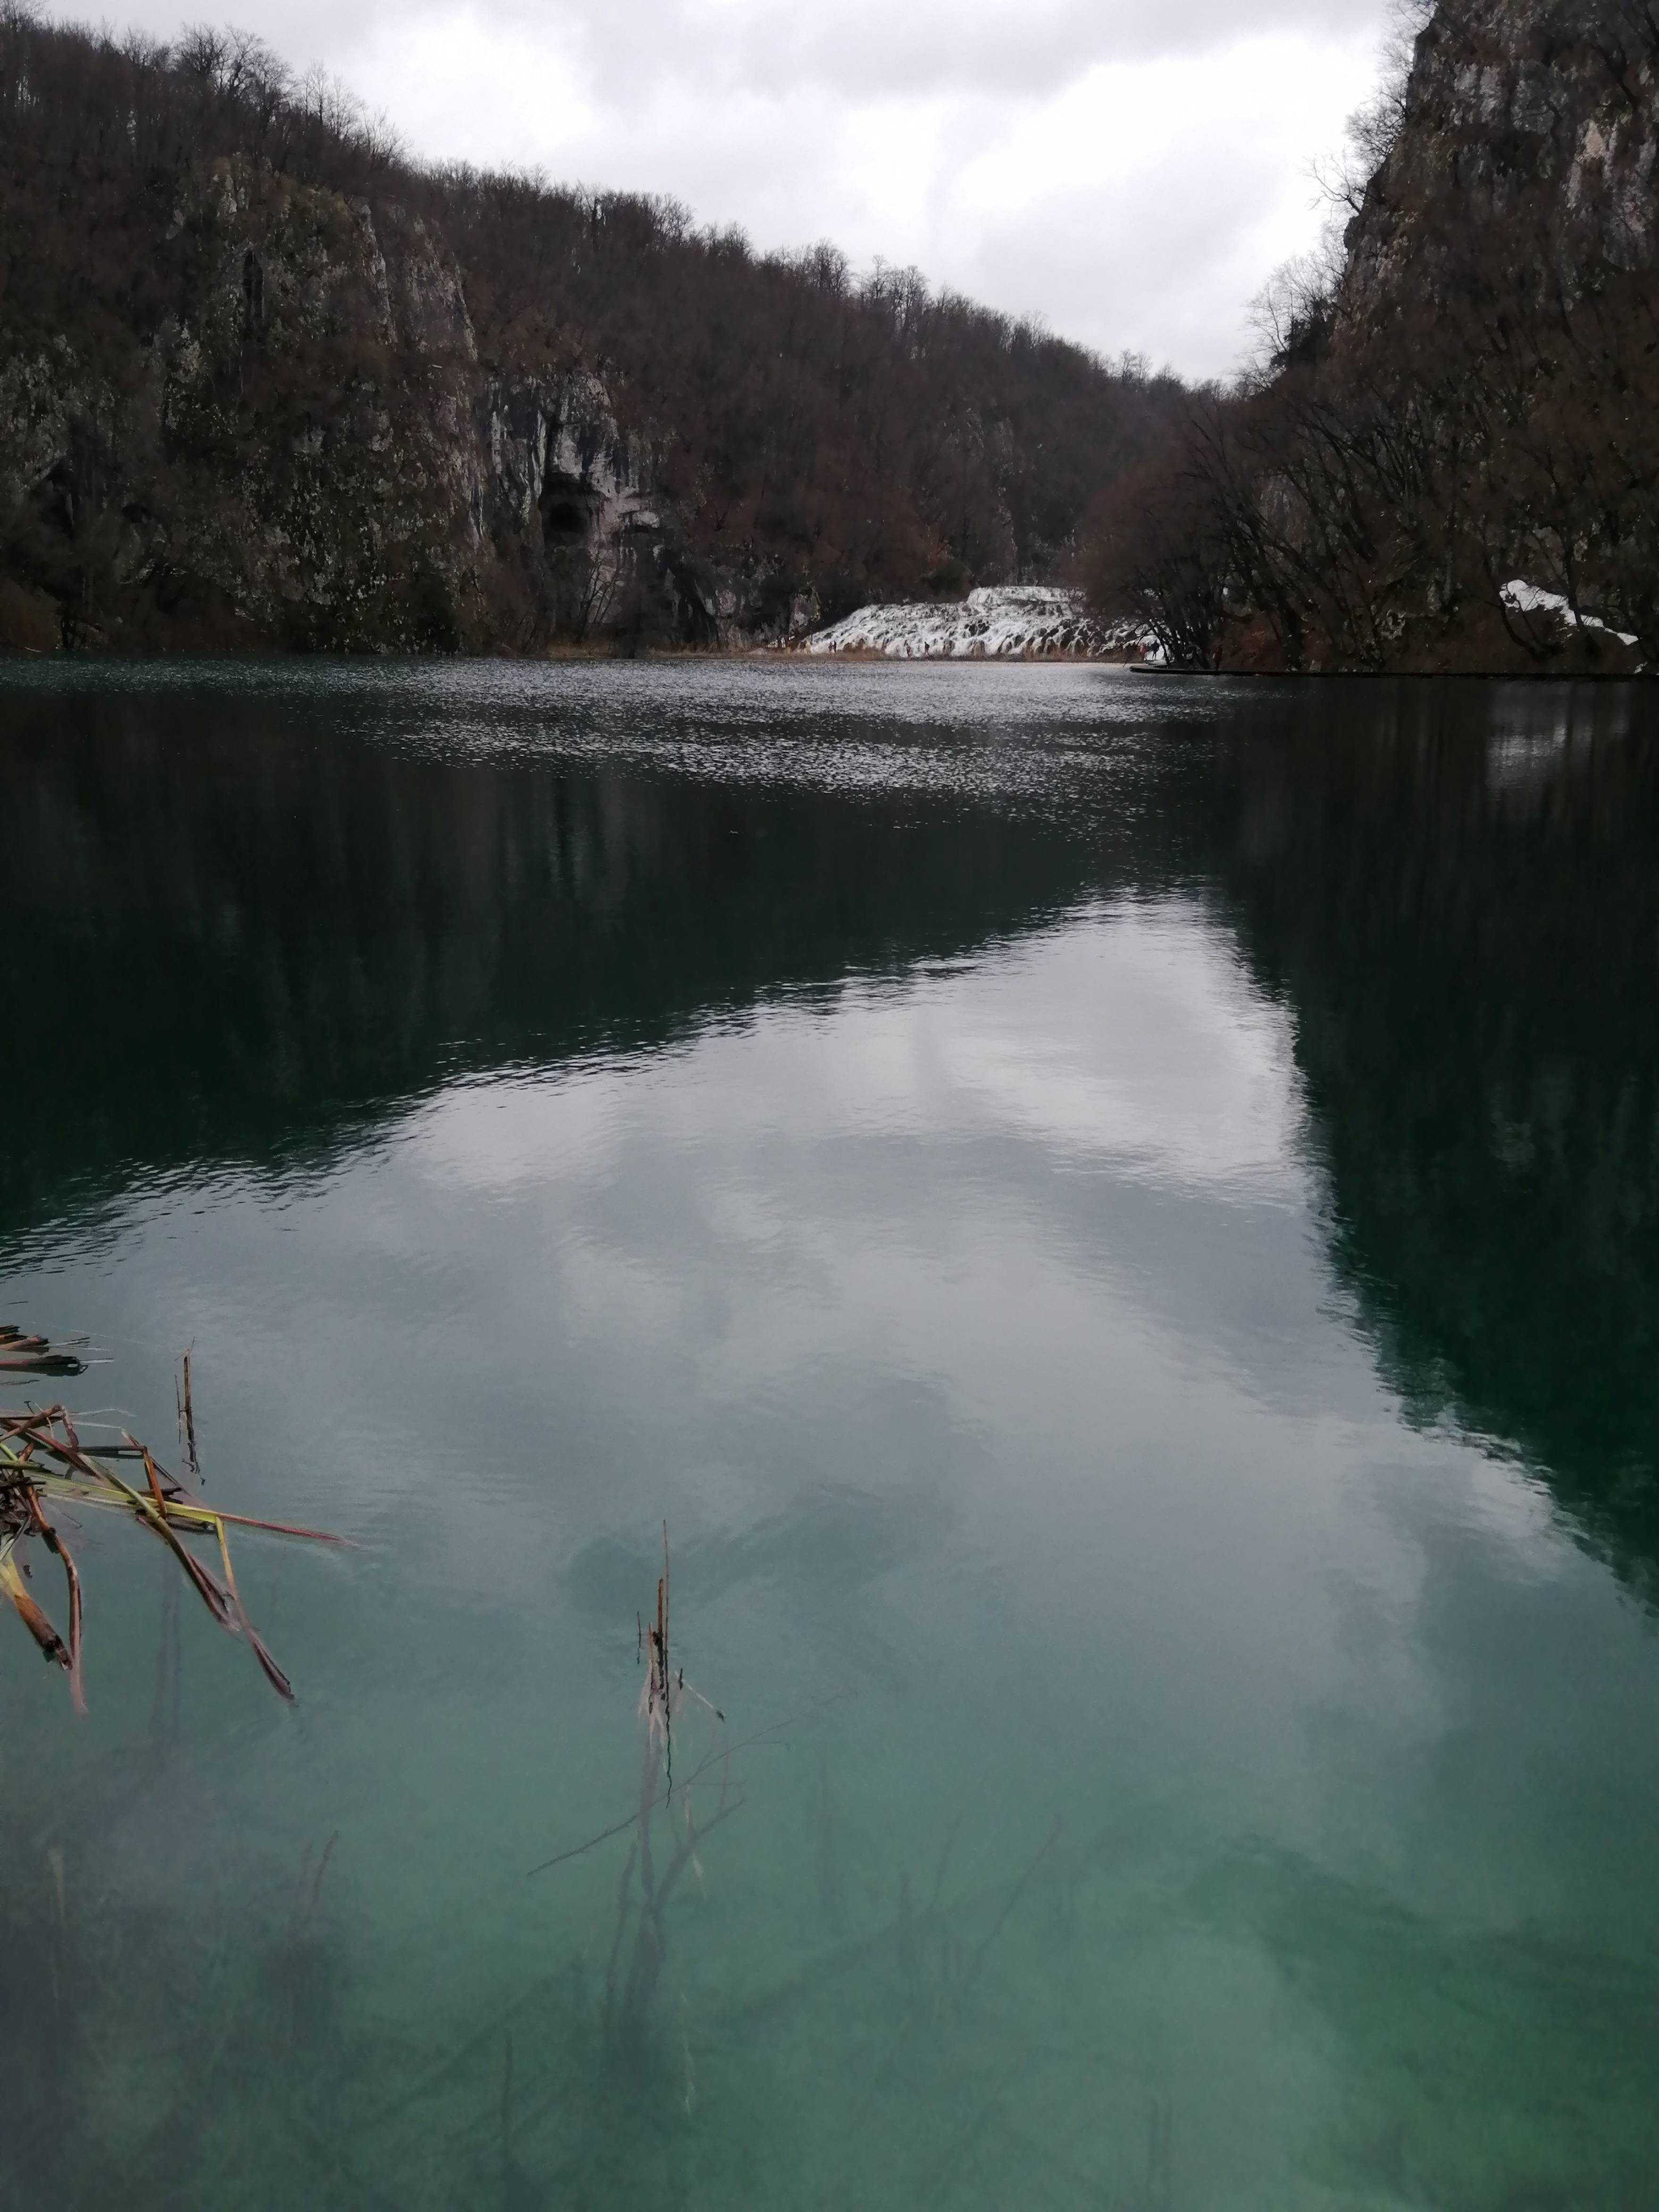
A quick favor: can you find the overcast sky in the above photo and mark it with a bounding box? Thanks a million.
[69,0,1390,378]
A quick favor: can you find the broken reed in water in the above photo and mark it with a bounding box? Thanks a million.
[0,1325,88,1379]
[607,1526,740,2045]
[0,1387,344,1711]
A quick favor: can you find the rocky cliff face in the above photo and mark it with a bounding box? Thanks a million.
[1341,0,1659,321]
[473,371,727,646]
[0,156,723,653]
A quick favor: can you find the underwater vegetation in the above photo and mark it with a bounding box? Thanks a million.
[4,1365,1654,2207]
[0,1770,365,2210]
[2,1490,1654,2209]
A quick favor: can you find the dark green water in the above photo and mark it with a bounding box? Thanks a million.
[2,660,1656,2211]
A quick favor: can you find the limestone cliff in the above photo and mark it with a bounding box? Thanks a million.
[0,150,730,653]
[1340,0,1659,320]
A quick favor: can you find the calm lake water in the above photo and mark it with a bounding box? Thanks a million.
[1,660,1656,2211]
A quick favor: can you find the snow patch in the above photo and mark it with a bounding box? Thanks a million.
[1501,577,1638,647]
[804,584,1151,660]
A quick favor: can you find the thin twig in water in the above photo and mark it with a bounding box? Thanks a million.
[962,1814,1062,1993]
[928,1811,966,1917]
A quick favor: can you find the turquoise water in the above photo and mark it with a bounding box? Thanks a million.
[1,662,1656,2209]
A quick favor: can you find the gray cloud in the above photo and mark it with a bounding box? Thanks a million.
[414,0,1384,100]
[58,0,1390,375]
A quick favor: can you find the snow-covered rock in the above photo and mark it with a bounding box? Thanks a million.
[804,584,1147,659]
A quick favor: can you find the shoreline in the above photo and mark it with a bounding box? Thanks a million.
[2,642,1647,679]
[0,641,1149,668]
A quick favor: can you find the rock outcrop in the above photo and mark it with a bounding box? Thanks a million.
[1087,0,1659,670]
[1,10,1195,657]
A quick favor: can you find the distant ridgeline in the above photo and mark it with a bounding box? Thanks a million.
[0,7,1184,655]
[1086,0,1659,672]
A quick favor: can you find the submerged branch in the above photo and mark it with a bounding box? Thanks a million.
[527,1717,791,1879]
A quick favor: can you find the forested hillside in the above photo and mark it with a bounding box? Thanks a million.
[0,2,1183,652]
[1086,0,1659,672]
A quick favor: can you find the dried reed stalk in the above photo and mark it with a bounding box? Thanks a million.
[176,1344,200,1480]
[1,1398,344,1709]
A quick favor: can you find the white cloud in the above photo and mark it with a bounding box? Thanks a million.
[66,0,1389,375]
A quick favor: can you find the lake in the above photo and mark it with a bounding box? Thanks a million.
[2,658,1656,2210]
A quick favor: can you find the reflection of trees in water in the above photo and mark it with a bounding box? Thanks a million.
[1216,681,1659,1598]
[0,689,1110,1247]
[9,674,1659,2207]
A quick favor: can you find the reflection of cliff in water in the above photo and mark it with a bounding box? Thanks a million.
[1216,681,1659,1598]
[0,684,1137,1246]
